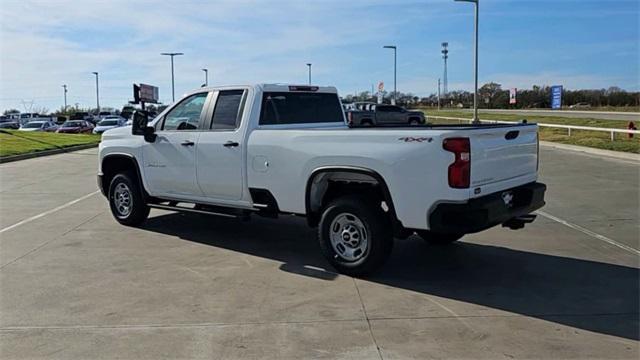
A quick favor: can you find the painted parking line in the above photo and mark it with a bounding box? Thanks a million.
[537,210,640,256]
[0,191,100,234]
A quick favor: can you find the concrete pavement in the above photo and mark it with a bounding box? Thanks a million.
[0,147,638,359]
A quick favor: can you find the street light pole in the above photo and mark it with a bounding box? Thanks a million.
[383,45,397,104]
[62,84,67,111]
[455,0,479,123]
[161,52,184,102]
[438,78,441,111]
[306,63,312,85]
[92,72,100,114]
[202,68,208,87]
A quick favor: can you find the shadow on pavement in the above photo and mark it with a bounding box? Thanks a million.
[142,212,639,340]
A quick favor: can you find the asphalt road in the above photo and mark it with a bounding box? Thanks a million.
[0,147,638,359]
[452,108,640,121]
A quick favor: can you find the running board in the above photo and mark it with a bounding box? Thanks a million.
[148,203,238,218]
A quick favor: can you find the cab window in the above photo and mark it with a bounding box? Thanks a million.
[162,93,208,131]
[210,90,245,130]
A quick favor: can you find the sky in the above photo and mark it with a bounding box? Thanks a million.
[0,0,638,112]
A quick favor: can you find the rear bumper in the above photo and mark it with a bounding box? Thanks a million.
[428,182,546,234]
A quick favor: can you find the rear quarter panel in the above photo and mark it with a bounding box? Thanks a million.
[247,128,470,229]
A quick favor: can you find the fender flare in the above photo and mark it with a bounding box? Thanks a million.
[304,166,400,228]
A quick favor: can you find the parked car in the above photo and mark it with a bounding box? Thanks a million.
[97,83,546,276]
[569,102,591,110]
[56,120,95,134]
[19,120,59,132]
[18,113,53,125]
[0,119,20,129]
[98,111,113,119]
[93,116,126,134]
[70,112,95,123]
[346,104,425,126]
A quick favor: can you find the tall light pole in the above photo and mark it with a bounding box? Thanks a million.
[62,84,67,111]
[202,68,208,87]
[92,72,100,114]
[441,42,449,97]
[161,52,184,102]
[455,0,479,123]
[383,45,397,104]
[437,78,441,111]
[306,63,312,85]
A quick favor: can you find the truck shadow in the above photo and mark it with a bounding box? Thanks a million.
[141,212,639,341]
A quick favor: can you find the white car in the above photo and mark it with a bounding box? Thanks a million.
[93,116,126,134]
[98,84,546,275]
[19,120,58,132]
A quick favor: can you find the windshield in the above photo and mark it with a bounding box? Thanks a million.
[98,120,119,126]
[20,114,31,118]
[62,121,84,127]
[23,122,44,128]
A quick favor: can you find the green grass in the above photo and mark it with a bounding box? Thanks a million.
[0,130,101,157]
[421,110,640,154]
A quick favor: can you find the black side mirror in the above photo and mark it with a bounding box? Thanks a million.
[132,110,156,142]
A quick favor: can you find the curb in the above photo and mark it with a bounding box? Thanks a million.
[540,141,640,162]
[0,143,99,164]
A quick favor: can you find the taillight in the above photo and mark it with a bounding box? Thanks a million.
[443,137,470,188]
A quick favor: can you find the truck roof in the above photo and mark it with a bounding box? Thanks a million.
[188,84,338,96]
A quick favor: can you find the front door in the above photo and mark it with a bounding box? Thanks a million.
[142,92,210,197]
[196,89,247,200]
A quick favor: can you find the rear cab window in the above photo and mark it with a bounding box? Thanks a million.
[210,90,246,130]
[259,92,344,125]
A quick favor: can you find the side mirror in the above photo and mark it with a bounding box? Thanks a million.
[132,110,156,142]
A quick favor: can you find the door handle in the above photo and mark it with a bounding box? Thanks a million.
[223,141,239,148]
[181,140,195,146]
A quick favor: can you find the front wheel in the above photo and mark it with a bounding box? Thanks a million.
[416,230,463,245]
[318,196,393,276]
[108,172,150,226]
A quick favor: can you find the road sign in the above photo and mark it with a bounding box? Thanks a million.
[509,88,517,104]
[551,85,562,109]
[139,84,159,103]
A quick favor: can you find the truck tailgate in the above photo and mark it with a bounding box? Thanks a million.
[469,125,538,188]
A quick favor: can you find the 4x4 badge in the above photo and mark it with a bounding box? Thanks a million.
[398,137,433,143]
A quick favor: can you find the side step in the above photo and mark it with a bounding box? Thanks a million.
[148,203,239,218]
[502,214,537,230]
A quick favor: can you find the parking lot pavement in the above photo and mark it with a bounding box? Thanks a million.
[0,147,638,359]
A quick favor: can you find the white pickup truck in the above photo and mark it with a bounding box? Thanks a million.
[98,84,546,275]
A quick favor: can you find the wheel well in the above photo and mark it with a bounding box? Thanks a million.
[408,116,422,123]
[101,155,145,198]
[305,168,400,229]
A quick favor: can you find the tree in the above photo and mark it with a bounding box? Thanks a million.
[3,109,20,115]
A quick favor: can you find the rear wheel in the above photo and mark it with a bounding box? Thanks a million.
[416,230,463,245]
[318,196,393,276]
[108,172,150,226]
[409,119,420,125]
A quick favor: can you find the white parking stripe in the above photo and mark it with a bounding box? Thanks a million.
[0,191,100,234]
[537,210,640,256]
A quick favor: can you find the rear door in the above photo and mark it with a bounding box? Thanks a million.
[142,91,210,197]
[469,125,538,188]
[196,89,247,200]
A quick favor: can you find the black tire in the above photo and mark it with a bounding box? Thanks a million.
[318,196,393,276]
[416,230,463,245]
[409,119,420,125]
[108,172,150,226]
[361,120,373,127]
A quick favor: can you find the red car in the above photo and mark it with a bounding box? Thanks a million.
[56,120,94,134]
